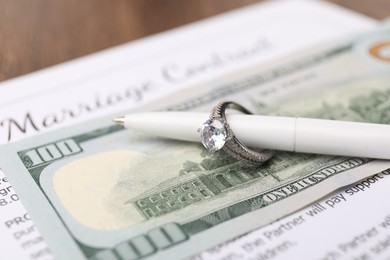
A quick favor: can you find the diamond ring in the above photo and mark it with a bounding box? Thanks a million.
[199,101,274,165]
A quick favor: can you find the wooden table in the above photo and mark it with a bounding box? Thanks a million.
[0,0,388,82]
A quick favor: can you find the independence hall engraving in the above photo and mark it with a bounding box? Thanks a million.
[130,152,309,219]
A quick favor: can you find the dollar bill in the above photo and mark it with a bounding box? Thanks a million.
[1,22,390,260]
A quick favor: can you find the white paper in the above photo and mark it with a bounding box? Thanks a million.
[193,170,390,260]
[0,1,376,144]
[0,1,377,259]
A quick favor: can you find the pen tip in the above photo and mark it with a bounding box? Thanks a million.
[113,117,125,126]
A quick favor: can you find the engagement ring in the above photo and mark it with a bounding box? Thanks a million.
[199,101,274,165]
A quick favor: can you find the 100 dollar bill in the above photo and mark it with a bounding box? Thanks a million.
[1,23,390,260]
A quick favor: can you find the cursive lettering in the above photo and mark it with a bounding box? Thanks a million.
[0,81,154,142]
[0,113,40,142]
[162,37,274,83]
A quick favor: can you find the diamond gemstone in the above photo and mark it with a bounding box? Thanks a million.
[200,119,227,152]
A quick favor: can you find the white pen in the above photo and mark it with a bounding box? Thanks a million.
[113,110,390,160]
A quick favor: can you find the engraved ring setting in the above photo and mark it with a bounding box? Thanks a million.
[199,101,274,165]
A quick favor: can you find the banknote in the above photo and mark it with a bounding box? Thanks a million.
[1,22,390,260]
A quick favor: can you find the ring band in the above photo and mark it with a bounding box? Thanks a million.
[199,101,274,165]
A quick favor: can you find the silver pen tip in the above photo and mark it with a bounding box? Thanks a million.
[113,117,125,126]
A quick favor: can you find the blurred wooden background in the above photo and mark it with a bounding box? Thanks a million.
[0,0,389,82]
